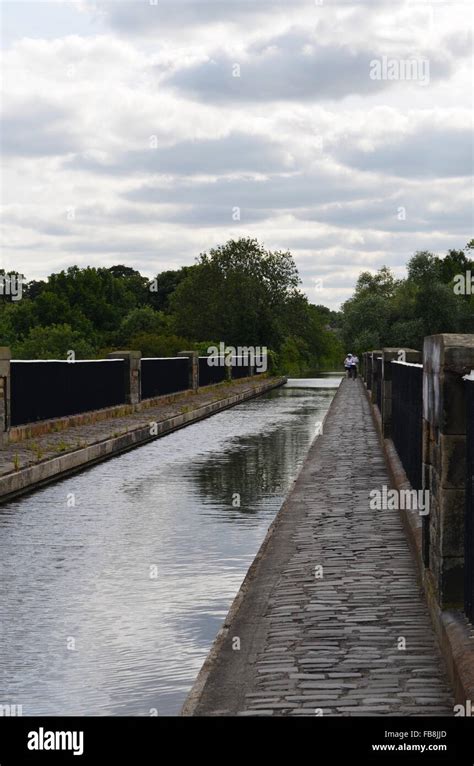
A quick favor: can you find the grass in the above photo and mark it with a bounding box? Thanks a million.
[50,421,67,433]
[29,441,44,460]
[53,439,71,453]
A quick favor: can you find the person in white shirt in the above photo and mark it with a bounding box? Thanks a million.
[344,353,359,380]
[344,353,353,378]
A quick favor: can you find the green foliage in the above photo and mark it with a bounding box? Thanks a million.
[170,238,301,348]
[276,336,310,376]
[341,242,474,353]
[127,333,190,358]
[190,340,222,355]
[148,266,195,312]
[118,306,169,343]
[12,324,95,359]
[168,237,340,373]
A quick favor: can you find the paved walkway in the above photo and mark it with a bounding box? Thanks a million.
[185,378,454,716]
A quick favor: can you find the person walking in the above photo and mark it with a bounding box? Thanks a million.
[344,353,354,379]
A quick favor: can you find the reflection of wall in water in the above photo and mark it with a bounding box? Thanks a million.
[193,390,334,518]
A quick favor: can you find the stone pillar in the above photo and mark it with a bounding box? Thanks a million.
[107,350,141,405]
[244,349,256,377]
[178,351,199,391]
[370,351,382,403]
[381,348,420,437]
[0,347,11,447]
[422,334,474,608]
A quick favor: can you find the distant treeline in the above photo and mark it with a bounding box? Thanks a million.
[340,242,474,354]
[0,238,343,374]
[2,237,471,373]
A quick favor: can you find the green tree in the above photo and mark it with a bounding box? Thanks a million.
[170,238,301,348]
[13,324,95,359]
[128,333,190,357]
[148,267,195,312]
[118,306,169,344]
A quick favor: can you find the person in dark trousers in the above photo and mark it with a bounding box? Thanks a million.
[344,353,354,379]
[344,353,359,379]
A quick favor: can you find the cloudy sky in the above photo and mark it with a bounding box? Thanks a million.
[1,0,472,308]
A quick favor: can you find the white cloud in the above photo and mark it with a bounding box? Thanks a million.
[0,0,472,308]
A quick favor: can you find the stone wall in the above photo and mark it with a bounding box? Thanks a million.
[422,334,474,608]
[363,334,474,612]
[0,347,11,448]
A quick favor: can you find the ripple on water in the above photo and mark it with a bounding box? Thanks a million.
[0,383,339,715]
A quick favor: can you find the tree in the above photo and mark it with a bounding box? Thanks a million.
[407,251,441,285]
[148,267,195,312]
[127,333,190,357]
[170,238,301,348]
[118,306,169,344]
[354,266,399,299]
[341,244,474,353]
[12,324,95,359]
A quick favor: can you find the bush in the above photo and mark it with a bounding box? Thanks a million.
[12,324,95,359]
[128,333,191,357]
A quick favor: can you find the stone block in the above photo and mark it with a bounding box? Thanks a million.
[178,351,199,391]
[439,556,464,608]
[439,488,466,558]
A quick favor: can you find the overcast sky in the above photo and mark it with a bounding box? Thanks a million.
[1,0,472,309]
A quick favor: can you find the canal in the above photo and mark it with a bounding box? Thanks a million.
[0,376,341,716]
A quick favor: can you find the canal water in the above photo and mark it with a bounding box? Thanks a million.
[0,376,341,716]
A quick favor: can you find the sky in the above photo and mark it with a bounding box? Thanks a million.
[1,0,473,309]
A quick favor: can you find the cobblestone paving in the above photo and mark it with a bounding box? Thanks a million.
[0,378,272,477]
[240,379,454,716]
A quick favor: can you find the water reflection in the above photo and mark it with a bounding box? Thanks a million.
[0,382,340,716]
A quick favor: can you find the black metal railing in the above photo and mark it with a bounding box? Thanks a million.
[391,360,423,490]
[10,350,259,426]
[230,357,250,379]
[376,357,383,411]
[465,378,474,623]
[198,357,227,387]
[366,354,372,390]
[10,360,126,426]
[141,357,189,399]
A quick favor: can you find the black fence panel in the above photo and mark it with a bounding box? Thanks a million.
[141,357,189,399]
[230,357,249,379]
[254,355,267,374]
[465,379,474,623]
[198,357,227,387]
[366,355,373,390]
[391,361,423,490]
[376,357,383,411]
[11,360,126,426]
